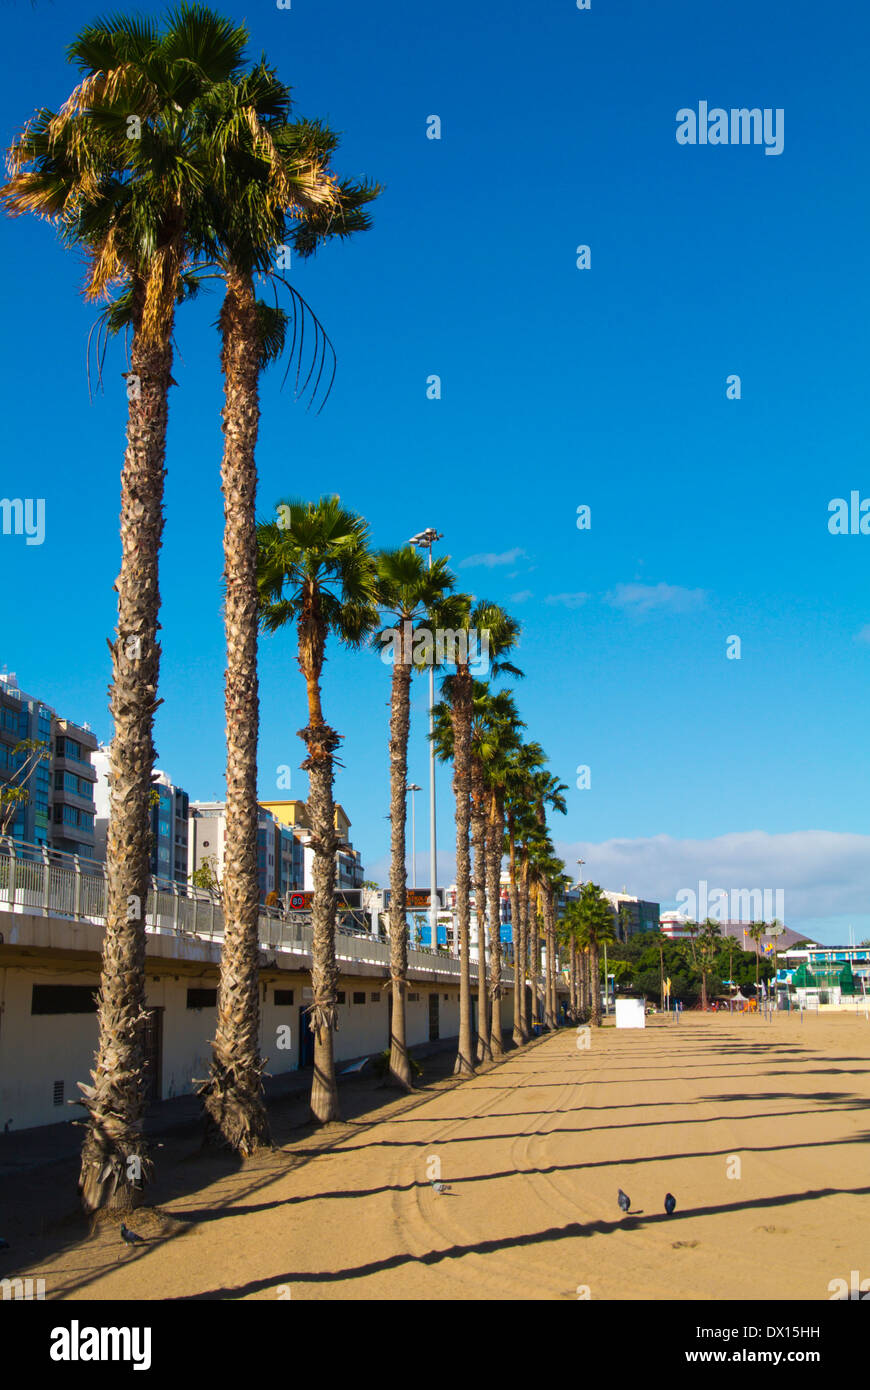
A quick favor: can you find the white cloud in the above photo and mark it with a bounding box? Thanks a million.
[510,589,534,604]
[605,582,706,614]
[553,829,870,931]
[545,592,589,610]
[854,625,870,644]
[459,547,527,569]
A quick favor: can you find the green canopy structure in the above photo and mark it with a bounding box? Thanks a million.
[792,962,817,988]
[838,961,856,996]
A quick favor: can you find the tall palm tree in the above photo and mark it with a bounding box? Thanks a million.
[479,699,524,1056]
[375,547,454,1088]
[200,82,379,1151]
[431,597,521,1076]
[559,901,583,1021]
[747,920,766,990]
[257,497,379,1121]
[2,5,252,1211]
[574,881,616,1026]
[503,742,545,1044]
[441,683,522,1061]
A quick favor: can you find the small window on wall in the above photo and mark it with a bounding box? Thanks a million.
[274,990,294,1006]
[443,994,449,1001]
[187,988,218,1009]
[31,985,98,1015]
[337,991,346,1004]
[53,1080,65,1105]
[353,991,366,1005]
[370,993,380,1003]
[408,992,421,1002]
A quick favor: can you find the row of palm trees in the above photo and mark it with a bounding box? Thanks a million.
[2,5,380,1211]
[0,5,602,1215]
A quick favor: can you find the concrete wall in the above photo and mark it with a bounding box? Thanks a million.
[0,962,470,1132]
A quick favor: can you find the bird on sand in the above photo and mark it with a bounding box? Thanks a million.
[617,1188,631,1213]
[120,1223,145,1247]
[664,1193,676,1216]
[431,1181,452,1195]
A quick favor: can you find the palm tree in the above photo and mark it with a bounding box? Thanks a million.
[431,597,521,1075]
[503,742,546,1044]
[574,882,616,1026]
[560,901,584,1021]
[479,698,524,1056]
[257,497,379,1120]
[201,83,379,1151]
[694,918,722,1010]
[2,5,253,1211]
[375,547,454,1088]
[529,770,567,1028]
[747,921,766,991]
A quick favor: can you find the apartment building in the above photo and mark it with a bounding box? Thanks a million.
[259,800,365,892]
[93,748,189,884]
[0,671,97,856]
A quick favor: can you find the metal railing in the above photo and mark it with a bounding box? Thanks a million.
[0,836,495,982]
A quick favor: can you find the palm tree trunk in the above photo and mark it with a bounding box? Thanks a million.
[529,892,541,1029]
[486,794,505,1057]
[299,616,342,1121]
[569,935,577,1021]
[543,882,556,1029]
[519,859,531,1040]
[79,292,173,1213]
[451,672,475,1076]
[590,943,602,1026]
[202,269,270,1154]
[387,653,413,1088]
[471,759,490,1063]
[508,822,523,1046]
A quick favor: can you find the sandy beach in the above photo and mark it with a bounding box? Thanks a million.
[6,1012,870,1301]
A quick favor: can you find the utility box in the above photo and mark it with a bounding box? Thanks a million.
[615,998,645,1029]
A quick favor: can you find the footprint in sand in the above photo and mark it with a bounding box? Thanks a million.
[672,1240,699,1249]
[755,1225,790,1234]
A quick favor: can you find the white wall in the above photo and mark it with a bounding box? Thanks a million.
[0,965,471,1131]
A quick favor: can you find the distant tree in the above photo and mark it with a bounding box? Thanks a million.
[191,855,223,901]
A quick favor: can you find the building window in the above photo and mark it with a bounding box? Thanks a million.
[53,1080,65,1105]
[32,985,98,1015]
[352,991,366,1005]
[337,991,346,1004]
[370,993,381,1003]
[274,989,294,1005]
[186,988,218,1009]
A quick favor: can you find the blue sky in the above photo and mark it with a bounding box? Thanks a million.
[1,0,868,942]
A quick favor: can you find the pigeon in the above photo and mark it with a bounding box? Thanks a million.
[120,1223,145,1247]
[665,1193,676,1216]
[431,1181,452,1195]
[617,1188,631,1214]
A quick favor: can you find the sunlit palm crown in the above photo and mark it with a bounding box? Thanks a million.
[1,5,379,345]
[256,495,380,645]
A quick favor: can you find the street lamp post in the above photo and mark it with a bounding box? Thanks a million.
[409,527,443,950]
[407,783,421,891]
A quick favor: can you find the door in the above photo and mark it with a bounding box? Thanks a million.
[428,991,439,1041]
[143,1008,163,1106]
[299,1005,315,1068]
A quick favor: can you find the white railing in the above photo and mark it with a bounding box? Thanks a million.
[0,837,501,982]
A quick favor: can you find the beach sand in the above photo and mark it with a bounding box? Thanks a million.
[7,1011,870,1300]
